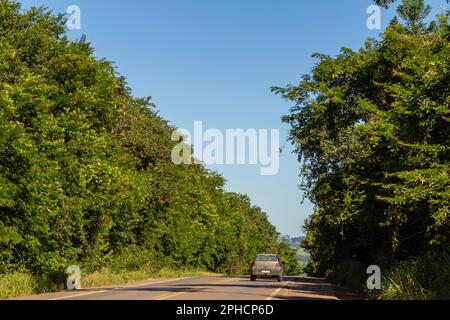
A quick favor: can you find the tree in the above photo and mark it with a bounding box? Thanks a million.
[397,0,431,32]
[0,0,300,276]
[273,0,449,275]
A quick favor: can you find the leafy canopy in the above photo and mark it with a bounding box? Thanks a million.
[0,0,300,275]
[273,0,449,275]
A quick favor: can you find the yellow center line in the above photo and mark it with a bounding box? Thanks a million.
[153,277,240,300]
[210,277,240,285]
[154,291,188,300]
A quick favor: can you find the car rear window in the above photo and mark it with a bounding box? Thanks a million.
[255,255,278,261]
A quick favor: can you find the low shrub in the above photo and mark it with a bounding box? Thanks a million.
[326,260,366,291]
[374,260,431,300]
[374,248,450,300]
[0,272,65,299]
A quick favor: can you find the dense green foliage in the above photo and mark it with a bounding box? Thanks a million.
[274,0,449,298]
[374,248,450,299]
[0,0,299,280]
[275,242,303,275]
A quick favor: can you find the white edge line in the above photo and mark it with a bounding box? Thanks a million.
[265,278,293,301]
[49,290,109,300]
[48,277,192,300]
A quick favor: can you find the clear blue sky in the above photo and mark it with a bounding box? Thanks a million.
[20,0,445,236]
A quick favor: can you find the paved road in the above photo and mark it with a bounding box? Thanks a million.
[18,276,350,300]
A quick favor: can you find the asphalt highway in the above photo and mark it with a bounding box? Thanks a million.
[18,276,344,300]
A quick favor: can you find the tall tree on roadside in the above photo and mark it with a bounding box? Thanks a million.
[273,0,449,275]
[0,0,300,276]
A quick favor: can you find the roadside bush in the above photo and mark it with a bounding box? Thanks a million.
[326,260,366,291]
[375,260,431,300]
[374,248,450,300]
[276,242,303,275]
[415,248,450,300]
[0,272,65,299]
[0,273,37,299]
[107,248,160,273]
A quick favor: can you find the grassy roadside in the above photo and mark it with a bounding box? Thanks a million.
[0,268,221,300]
[323,248,450,300]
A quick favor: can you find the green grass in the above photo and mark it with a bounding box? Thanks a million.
[0,273,37,299]
[324,248,450,300]
[0,272,65,300]
[372,260,431,300]
[372,249,450,300]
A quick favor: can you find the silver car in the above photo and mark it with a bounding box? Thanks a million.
[250,254,283,282]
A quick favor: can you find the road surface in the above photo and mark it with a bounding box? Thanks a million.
[17,276,358,300]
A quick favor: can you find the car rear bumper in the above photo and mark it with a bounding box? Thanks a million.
[251,268,282,277]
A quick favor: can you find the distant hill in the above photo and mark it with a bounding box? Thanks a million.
[280,235,304,250]
[280,235,309,265]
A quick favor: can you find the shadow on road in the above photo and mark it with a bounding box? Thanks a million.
[117,276,343,300]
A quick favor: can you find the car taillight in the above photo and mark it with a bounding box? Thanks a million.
[275,261,281,268]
